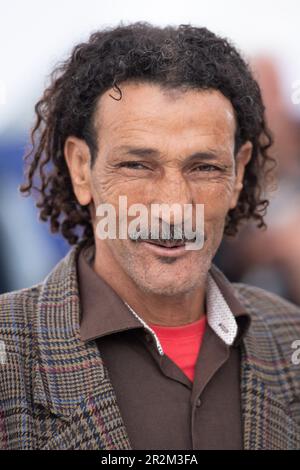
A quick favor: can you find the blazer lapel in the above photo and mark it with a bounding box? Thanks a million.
[239,297,300,449]
[32,244,132,450]
[241,354,300,450]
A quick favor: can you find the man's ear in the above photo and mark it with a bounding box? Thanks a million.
[64,136,92,206]
[229,140,253,209]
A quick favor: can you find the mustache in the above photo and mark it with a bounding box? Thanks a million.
[128,220,199,243]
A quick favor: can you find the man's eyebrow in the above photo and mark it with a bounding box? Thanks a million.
[114,145,222,160]
[115,146,160,158]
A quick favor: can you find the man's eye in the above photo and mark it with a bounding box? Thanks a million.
[192,164,220,172]
[118,162,149,170]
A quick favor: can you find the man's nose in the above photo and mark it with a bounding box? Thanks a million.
[150,170,193,225]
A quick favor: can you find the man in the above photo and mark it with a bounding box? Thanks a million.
[1,22,300,450]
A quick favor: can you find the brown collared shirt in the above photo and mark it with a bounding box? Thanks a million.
[78,245,250,450]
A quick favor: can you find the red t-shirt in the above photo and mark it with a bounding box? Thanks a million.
[148,315,207,382]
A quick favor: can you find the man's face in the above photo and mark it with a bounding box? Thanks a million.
[67,82,251,296]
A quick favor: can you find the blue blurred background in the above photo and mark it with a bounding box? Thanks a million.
[1,0,300,301]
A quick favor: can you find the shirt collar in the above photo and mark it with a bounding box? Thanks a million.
[78,245,143,342]
[78,244,250,353]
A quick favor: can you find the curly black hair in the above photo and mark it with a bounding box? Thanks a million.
[20,21,275,245]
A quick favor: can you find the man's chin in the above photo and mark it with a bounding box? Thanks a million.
[130,269,204,296]
[113,239,212,295]
[137,282,200,297]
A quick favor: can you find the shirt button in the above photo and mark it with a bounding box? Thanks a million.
[196,398,201,408]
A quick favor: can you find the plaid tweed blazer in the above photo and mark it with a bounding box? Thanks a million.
[1,243,300,450]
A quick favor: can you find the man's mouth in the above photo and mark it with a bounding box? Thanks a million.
[130,236,198,257]
[141,239,187,248]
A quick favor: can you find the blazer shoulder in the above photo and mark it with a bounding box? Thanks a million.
[233,281,300,315]
[232,281,300,340]
[0,284,41,342]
